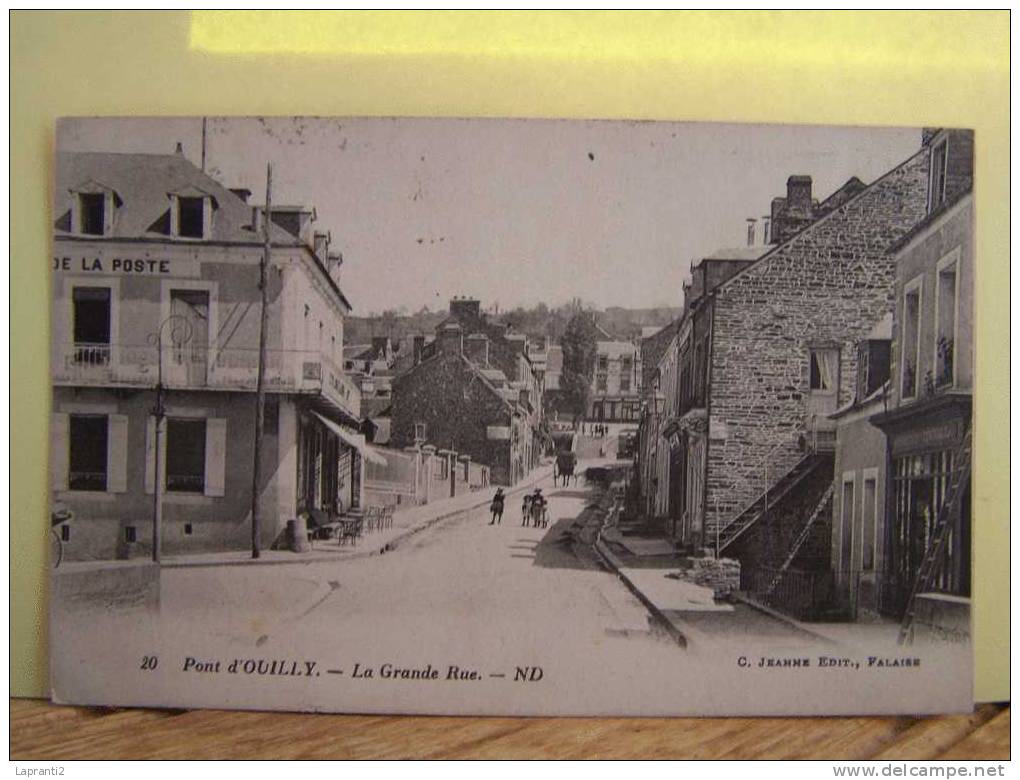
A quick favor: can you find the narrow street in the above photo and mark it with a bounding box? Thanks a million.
[55,472,707,714]
[161,470,677,658]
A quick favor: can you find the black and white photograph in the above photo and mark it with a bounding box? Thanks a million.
[48,116,974,716]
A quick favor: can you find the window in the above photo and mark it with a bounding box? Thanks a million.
[596,373,608,392]
[928,138,949,213]
[166,418,206,493]
[862,474,877,571]
[839,476,855,574]
[72,286,112,365]
[856,340,891,400]
[935,251,960,388]
[901,279,922,399]
[414,423,426,443]
[809,348,839,393]
[597,355,608,372]
[69,414,108,491]
[620,373,631,392]
[176,196,206,239]
[79,193,106,235]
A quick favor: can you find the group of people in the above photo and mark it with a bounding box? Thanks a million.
[488,487,548,528]
[580,422,611,438]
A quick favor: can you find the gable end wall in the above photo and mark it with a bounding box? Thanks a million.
[705,150,930,531]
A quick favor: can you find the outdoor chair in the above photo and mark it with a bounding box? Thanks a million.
[337,517,363,546]
[306,508,344,541]
[368,506,384,531]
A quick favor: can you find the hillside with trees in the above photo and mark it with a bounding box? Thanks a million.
[345,301,680,347]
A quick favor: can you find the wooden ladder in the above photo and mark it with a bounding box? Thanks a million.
[897,427,972,645]
[764,483,834,597]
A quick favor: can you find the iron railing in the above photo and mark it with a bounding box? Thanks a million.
[54,341,361,418]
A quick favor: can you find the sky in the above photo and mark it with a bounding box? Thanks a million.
[57,117,920,315]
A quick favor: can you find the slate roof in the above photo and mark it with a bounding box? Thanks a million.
[55,151,296,244]
[55,151,354,311]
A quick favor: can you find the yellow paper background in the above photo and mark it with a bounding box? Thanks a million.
[10,10,1009,702]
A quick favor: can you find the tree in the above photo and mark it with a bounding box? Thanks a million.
[558,311,599,421]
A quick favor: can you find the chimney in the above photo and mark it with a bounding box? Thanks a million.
[745,218,757,247]
[449,297,481,321]
[761,215,772,244]
[326,251,343,280]
[436,322,463,355]
[413,334,426,365]
[506,333,527,356]
[230,187,252,204]
[921,128,941,146]
[465,333,489,366]
[787,175,813,211]
[313,231,330,261]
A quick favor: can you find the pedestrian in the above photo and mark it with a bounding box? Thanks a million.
[521,494,533,526]
[489,488,505,525]
[531,488,547,528]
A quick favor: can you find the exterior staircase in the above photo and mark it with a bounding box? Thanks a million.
[712,451,831,556]
[763,484,834,597]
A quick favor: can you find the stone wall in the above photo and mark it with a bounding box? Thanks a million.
[705,149,930,534]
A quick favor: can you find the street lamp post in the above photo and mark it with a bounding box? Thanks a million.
[147,314,193,564]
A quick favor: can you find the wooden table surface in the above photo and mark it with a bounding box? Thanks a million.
[10,699,1010,760]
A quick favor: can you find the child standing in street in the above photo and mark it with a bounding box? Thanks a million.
[489,488,505,525]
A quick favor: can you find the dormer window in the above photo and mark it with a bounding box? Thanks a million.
[168,188,216,240]
[177,197,205,238]
[69,181,119,237]
[79,193,105,235]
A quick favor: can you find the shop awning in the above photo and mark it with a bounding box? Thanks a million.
[312,412,388,466]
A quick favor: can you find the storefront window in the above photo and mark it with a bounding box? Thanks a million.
[890,450,968,603]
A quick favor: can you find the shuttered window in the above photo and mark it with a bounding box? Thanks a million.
[145,415,226,497]
[68,414,108,492]
[166,418,206,493]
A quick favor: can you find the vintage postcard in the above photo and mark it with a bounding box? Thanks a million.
[49,117,973,716]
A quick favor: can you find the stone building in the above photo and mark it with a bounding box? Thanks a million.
[389,323,527,486]
[634,141,937,617]
[870,128,973,635]
[50,150,368,560]
[389,299,543,486]
[640,247,764,542]
[703,145,931,572]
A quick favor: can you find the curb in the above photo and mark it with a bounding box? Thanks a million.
[593,536,688,649]
[162,465,555,570]
[731,592,836,645]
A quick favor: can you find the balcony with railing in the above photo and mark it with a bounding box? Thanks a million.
[54,342,361,419]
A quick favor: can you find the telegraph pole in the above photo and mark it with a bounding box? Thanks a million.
[251,163,272,558]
